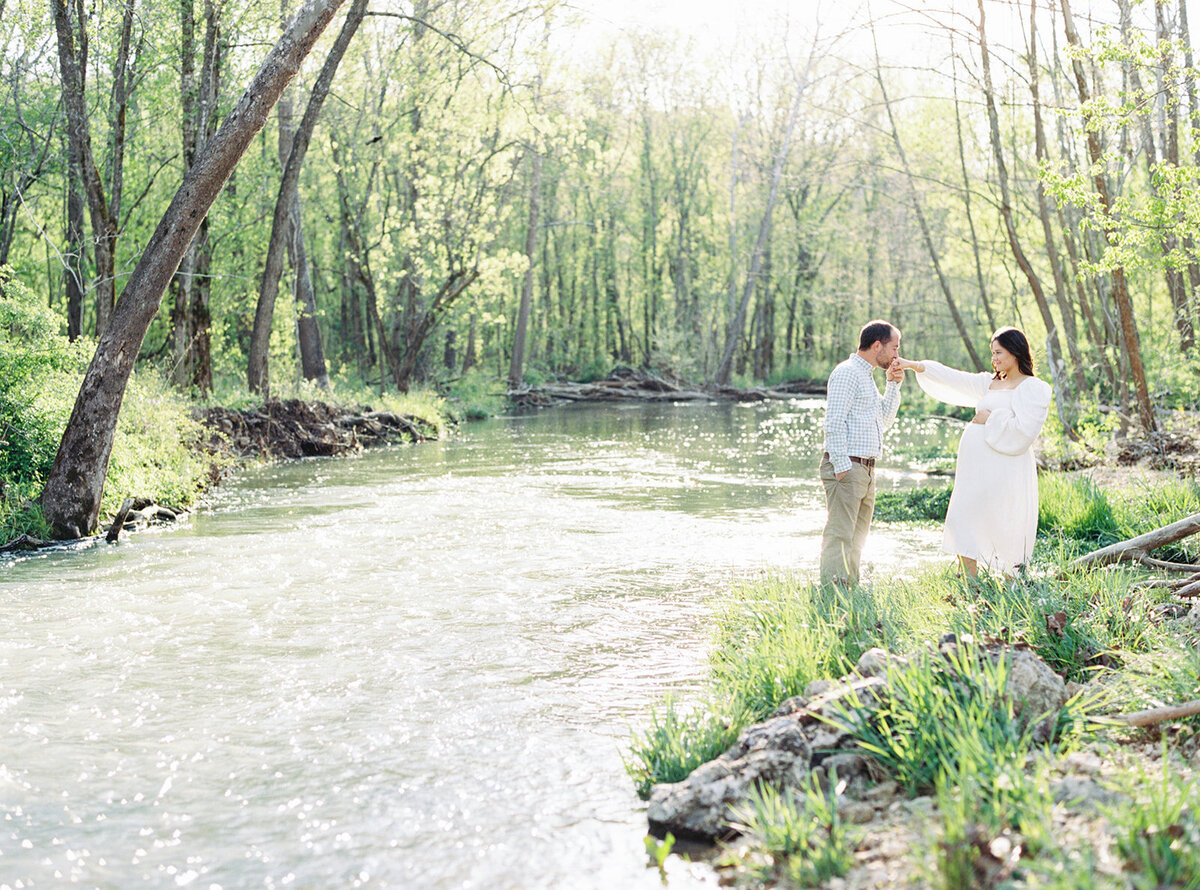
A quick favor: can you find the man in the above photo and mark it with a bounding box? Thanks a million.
[819,320,903,586]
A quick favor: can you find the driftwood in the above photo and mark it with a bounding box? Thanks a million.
[106,497,135,543]
[1070,512,1200,571]
[0,534,47,553]
[1131,571,1200,592]
[508,368,818,408]
[1114,699,1200,728]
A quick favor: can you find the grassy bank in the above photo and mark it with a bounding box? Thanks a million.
[0,273,469,545]
[629,473,1200,887]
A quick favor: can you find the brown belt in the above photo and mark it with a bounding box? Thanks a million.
[824,452,876,468]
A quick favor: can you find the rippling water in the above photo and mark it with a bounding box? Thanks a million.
[1,401,953,888]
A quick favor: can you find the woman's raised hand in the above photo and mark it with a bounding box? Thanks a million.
[892,357,924,373]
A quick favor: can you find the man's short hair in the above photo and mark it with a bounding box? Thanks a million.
[859,320,897,351]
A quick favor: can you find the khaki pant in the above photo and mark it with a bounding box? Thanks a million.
[819,457,876,586]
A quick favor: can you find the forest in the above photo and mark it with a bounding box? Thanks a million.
[3,0,1200,536]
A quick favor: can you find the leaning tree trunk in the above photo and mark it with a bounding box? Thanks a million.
[276,67,330,389]
[872,21,984,371]
[247,0,366,396]
[978,0,1079,395]
[40,0,350,540]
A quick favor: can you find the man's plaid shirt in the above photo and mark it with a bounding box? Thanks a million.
[823,354,901,475]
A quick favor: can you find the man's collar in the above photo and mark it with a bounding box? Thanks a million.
[851,354,874,371]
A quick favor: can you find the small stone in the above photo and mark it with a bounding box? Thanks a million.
[822,753,869,783]
[836,800,877,824]
[1052,777,1118,810]
[805,678,836,698]
[862,779,900,801]
[855,647,894,678]
[773,695,808,717]
[1060,751,1103,775]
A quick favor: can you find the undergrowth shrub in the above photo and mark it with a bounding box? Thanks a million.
[0,269,218,540]
[874,485,952,522]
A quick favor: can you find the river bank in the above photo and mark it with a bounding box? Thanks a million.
[629,465,1200,888]
[0,393,448,552]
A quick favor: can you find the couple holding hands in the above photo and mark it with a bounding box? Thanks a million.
[819,319,1052,586]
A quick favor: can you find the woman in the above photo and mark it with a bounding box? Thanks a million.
[893,327,1052,576]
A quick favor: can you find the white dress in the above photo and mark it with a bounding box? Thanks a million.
[915,361,1053,572]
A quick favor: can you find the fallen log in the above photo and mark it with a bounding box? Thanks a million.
[1114,698,1200,728]
[1130,572,1200,592]
[1175,579,1200,598]
[1070,512,1200,571]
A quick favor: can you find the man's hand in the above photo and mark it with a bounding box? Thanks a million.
[972,408,991,424]
[885,359,904,384]
[835,470,848,481]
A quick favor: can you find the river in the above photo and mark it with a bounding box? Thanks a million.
[1,400,954,889]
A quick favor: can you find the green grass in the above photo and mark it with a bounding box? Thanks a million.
[1105,754,1200,889]
[624,470,1200,879]
[874,485,952,522]
[624,698,744,799]
[828,641,1045,797]
[730,778,855,887]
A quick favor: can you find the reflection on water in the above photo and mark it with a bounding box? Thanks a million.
[0,401,953,889]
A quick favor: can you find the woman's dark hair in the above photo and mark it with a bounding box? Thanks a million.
[859,320,897,351]
[991,326,1035,378]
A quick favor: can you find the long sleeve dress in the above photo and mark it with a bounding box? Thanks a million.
[915,361,1053,572]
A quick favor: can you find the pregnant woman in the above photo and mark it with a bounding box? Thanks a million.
[893,327,1052,577]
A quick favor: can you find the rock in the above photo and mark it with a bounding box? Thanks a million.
[773,694,808,717]
[647,715,813,840]
[836,799,877,824]
[1052,777,1118,810]
[856,647,906,678]
[997,648,1067,739]
[805,678,837,698]
[822,753,870,783]
[1060,751,1104,776]
[802,676,888,724]
[862,779,900,802]
[1187,602,1200,633]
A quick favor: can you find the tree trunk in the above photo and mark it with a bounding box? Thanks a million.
[1025,0,1088,400]
[872,25,985,371]
[950,38,997,334]
[1072,513,1200,570]
[977,0,1074,392]
[1157,0,1194,349]
[716,85,804,385]
[65,146,86,341]
[247,0,366,396]
[40,0,350,540]
[509,145,541,388]
[275,60,330,389]
[1177,0,1200,318]
[1060,0,1158,435]
[51,0,117,336]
